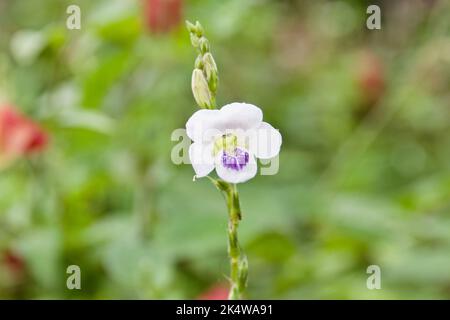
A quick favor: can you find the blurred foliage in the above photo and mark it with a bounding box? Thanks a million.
[0,0,449,299]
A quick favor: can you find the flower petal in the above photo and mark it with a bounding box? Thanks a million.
[185,103,264,144]
[252,122,282,159]
[186,109,221,142]
[189,142,215,178]
[214,150,257,184]
[218,102,263,131]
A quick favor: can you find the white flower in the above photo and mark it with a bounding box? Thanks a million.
[186,102,282,183]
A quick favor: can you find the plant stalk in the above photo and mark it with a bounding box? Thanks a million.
[225,183,247,299]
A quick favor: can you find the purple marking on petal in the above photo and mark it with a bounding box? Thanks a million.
[221,148,250,171]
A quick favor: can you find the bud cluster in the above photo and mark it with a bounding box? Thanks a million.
[186,20,219,109]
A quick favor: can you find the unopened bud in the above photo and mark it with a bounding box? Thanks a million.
[208,72,218,94]
[190,33,199,48]
[199,37,210,54]
[191,68,212,109]
[194,21,204,36]
[185,20,196,33]
[203,53,217,74]
[203,53,218,93]
[195,55,203,69]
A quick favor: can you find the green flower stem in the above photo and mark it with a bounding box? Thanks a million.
[206,177,248,299]
[187,21,248,299]
[225,183,247,300]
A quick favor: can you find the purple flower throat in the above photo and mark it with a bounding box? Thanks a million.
[222,148,249,171]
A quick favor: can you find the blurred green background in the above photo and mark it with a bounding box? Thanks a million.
[0,0,449,299]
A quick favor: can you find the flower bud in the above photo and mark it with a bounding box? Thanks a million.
[203,53,217,75]
[194,55,203,69]
[199,37,209,54]
[190,33,199,48]
[185,20,196,33]
[202,52,218,93]
[194,21,204,36]
[191,68,212,109]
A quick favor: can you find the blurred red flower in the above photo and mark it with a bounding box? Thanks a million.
[357,51,385,106]
[3,249,25,276]
[197,284,229,300]
[2,249,27,289]
[144,0,182,33]
[0,105,48,162]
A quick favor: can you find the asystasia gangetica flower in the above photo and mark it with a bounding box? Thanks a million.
[186,102,282,183]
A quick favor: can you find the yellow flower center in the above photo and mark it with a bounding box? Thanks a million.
[213,134,238,155]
